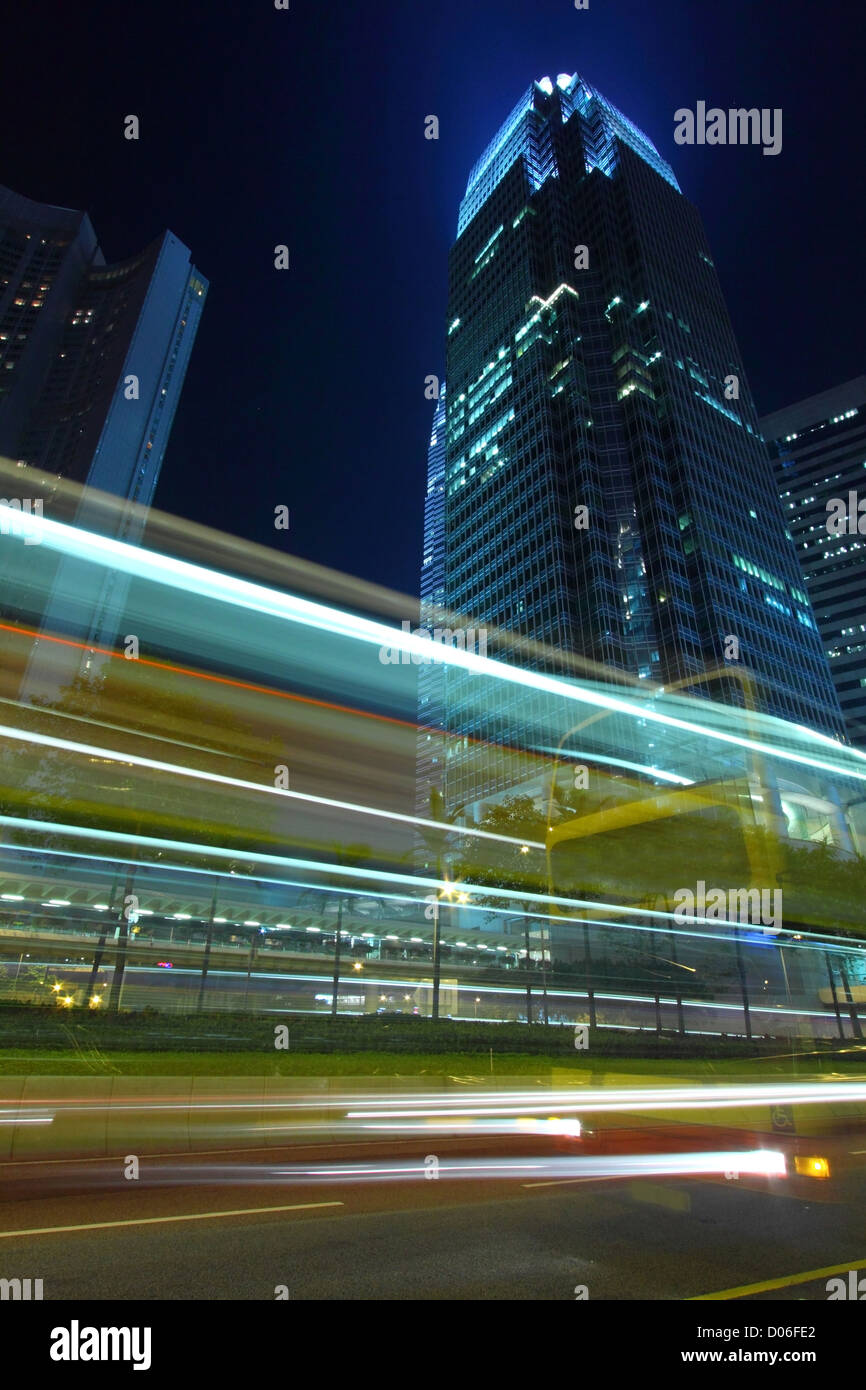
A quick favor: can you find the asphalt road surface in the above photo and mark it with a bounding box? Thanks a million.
[1,1140,864,1300]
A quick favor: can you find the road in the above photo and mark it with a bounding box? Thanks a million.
[2,1138,865,1300]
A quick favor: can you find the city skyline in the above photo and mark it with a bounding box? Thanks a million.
[3,0,866,1323]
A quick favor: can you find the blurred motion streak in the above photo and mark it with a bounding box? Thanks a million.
[2,459,866,1032]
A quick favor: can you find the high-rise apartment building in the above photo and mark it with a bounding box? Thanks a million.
[762,377,866,749]
[429,73,844,811]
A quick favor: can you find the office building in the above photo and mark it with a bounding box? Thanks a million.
[0,183,207,678]
[762,376,866,749]
[429,73,844,811]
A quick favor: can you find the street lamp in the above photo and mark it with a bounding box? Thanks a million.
[522,914,533,1025]
[429,877,465,1021]
[429,892,442,1021]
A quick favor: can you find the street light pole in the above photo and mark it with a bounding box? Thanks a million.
[523,909,533,1025]
[734,928,752,1040]
[243,931,259,1012]
[331,895,344,1018]
[196,877,219,1013]
[778,943,792,1007]
[825,951,845,1041]
[108,863,136,1013]
[540,915,549,1025]
[431,897,441,1021]
[839,955,864,1040]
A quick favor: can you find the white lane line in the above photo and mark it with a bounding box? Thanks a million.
[522,1178,611,1189]
[0,1200,343,1239]
[1,1139,388,1168]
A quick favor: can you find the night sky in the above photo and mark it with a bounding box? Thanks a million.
[4,0,864,594]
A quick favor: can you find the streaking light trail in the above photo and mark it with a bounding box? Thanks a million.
[4,502,866,784]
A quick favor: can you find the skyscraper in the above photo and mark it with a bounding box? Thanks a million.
[430,73,844,812]
[0,183,207,680]
[762,377,866,749]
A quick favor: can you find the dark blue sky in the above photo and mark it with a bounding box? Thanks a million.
[5,0,864,593]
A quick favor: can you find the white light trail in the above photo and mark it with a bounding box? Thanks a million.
[0,723,543,851]
[2,815,864,955]
[4,503,866,785]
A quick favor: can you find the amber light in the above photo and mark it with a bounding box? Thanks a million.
[794,1155,831,1179]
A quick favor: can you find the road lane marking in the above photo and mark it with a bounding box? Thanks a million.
[0,1201,343,1239]
[691,1255,866,1300]
[628,1181,691,1212]
[0,1139,395,1168]
[522,1178,610,1189]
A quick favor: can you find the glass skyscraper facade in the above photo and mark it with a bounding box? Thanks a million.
[0,184,207,688]
[0,184,206,511]
[762,377,866,750]
[429,73,844,812]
